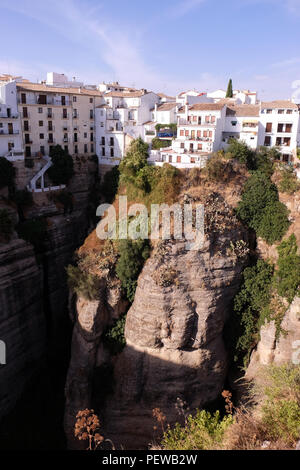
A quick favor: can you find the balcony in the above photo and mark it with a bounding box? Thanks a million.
[178,118,215,127]
[47,113,53,119]
[0,130,20,136]
[0,113,19,119]
[62,114,69,119]
[63,137,69,143]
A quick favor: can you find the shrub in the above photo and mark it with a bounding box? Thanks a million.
[67,265,101,300]
[0,209,13,242]
[116,239,150,302]
[278,168,300,194]
[0,157,15,190]
[48,145,74,185]
[206,154,229,181]
[236,171,289,244]
[256,201,290,244]
[104,315,126,354]
[261,365,300,445]
[232,260,274,365]
[100,166,120,203]
[151,138,171,150]
[161,410,233,450]
[276,234,300,302]
[226,139,255,167]
[17,217,47,252]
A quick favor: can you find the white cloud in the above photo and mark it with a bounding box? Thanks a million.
[271,57,300,68]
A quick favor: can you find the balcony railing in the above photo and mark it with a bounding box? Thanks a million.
[0,130,20,135]
[178,119,216,127]
[0,113,19,119]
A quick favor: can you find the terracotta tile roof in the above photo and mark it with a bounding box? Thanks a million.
[189,103,225,111]
[16,82,103,97]
[105,90,147,98]
[157,93,176,100]
[261,100,298,110]
[226,104,260,117]
[157,102,177,111]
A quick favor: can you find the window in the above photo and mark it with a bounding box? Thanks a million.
[101,137,105,145]
[231,121,237,126]
[285,123,293,133]
[90,110,94,119]
[185,130,189,137]
[84,132,87,139]
[48,121,53,131]
[277,123,284,132]
[264,136,271,146]
[64,133,68,142]
[74,133,78,143]
[84,144,88,153]
[73,96,77,102]
[276,137,282,146]
[90,98,93,103]
[180,130,184,136]
[91,143,94,153]
[74,145,78,154]
[286,109,293,114]
[73,109,78,118]
[205,116,210,123]
[100,122,104,127]
[102,147,105,156]
[90,133,94,142]
[110,147,114,157]
[211,116,216,123]
[39,121,43,127]
[283,137,291,146]
[25,134,31,144]
[110,137,114,146]
[266,122,272,133]
[24,121,29,131]
[39,133,44,139]
[197,130,201,138]
[21,93,26,104]
[38,108,43,114]
[100,110,104,116]
[38,95,47,105]
[203,131,208,137]
[61,96,66,106]
[47,108,52,118]
[25,146,31,157]
[23,107,28,118]
[266,109,272,114]
[48,133,53,143]
[63,109,68,119]
[198,144,202,150]
[278,109,284,114]
[40,146,45,155]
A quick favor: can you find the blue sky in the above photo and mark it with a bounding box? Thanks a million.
[1,0,300,99]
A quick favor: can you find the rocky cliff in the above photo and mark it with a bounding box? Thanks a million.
[64,175,251,449]
[0,157,99,425]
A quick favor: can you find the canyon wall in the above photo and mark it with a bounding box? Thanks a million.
[0,158,98,421]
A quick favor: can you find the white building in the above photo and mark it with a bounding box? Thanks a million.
[0,77,23,160]
[154,102,179,125]
[222,104,260,150]
[95,89,160,166]
[259,100,299,163]
[208,89,257,105]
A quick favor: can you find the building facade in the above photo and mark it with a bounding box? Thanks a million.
[0,78,23,159]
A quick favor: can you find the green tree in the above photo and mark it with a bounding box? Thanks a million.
[116,239,150,302]
[276,234,300,302]
[257,201,290,245]
[226,79,233,98]
[48,145,74,185]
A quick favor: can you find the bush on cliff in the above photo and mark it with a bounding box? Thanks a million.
[236,171,289,244]
[276,234,300,303]
[100,165,120,204]
[161,410,233,450]
[48,145,74,185]
[116,239,150,302]
[104,315,126,354]
[232,259,274,365]
[67,265,102,301]
[278,167,300,194]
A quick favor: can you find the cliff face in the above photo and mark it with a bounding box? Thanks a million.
[247,297,300,376]
[0,158,98,422]
[64,182,251,449]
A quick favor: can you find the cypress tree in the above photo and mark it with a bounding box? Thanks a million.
[226,79,233,98]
